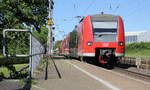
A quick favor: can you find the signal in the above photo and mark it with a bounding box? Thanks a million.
[47,19,54,26]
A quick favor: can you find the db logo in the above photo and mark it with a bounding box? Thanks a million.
[102,43,109,47]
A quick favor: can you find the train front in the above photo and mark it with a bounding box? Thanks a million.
[89,14,125,65]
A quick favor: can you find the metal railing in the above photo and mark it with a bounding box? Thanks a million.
[3,29,45,78]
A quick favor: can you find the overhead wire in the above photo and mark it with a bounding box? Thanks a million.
[54,0,78,34]
[124,0,149,21]
[57,0,79,22]
[109,0,112,12]
[112,0,121,14]
[70,0,77,17]
[108,0,121,14]
[84,0,96,14]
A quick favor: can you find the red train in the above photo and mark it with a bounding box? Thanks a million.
[60,14,125,66]
[60,33,70,56]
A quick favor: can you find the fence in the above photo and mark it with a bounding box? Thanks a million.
[3,29,45,78]
[30,35,45,77]
[121,57,150,69]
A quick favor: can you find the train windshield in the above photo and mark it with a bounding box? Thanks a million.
[92,21,117,42]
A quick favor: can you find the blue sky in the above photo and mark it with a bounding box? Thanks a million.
[53,0,150,40]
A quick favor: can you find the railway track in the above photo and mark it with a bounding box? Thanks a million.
[58,56,150,83]
[113,66,150,83]
[80,57,150,83]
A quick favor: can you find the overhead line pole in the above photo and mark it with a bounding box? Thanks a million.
[47,0,54,56]
[48,0,51,55]
[45,0,54,80]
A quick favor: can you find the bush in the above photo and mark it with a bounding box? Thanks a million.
[0,56,29,66]
[126,42,150,50]
[125,42,150,58]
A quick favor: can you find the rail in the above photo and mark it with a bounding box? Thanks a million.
[114,67,150,82]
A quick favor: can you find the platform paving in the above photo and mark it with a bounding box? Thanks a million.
[31,57,150,90]
[31,58,111,90]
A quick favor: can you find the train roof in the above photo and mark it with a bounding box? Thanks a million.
[90,14,118,21]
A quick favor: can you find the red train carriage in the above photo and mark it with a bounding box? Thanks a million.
[61,14,125,66]
[59,41,64,56]
[77,14,125,65]
[60,33,70,57]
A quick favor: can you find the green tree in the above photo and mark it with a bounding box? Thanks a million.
[54,40,62,50]
[0,0,52,54]
[33,26,48,45]
[0,0,49,30]
[0,0,53,77]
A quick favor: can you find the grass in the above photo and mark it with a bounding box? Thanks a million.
[0,55,4,58]
[0,55,5,61]
[36,58,47,73]
[125,49,150,58]
[13,64,28,71]
[0,67,10,77]
[0,64,28,78]
[125,42,150,58]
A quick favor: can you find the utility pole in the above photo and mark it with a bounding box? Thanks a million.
[47,0,54,55]
[45,0,54,80]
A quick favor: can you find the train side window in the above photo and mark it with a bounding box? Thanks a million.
[69,30,77,48]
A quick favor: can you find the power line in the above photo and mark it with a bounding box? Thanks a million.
[84,0,96,14]
[69,0,78,17]
[108,0,113,12]
[112,0,121,14]
[108,0,121,14]
[124,0,150,20]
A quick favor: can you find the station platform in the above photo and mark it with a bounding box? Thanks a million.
[31,57,150,90]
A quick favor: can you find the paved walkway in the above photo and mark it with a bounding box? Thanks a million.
[31,58,111,90]
[31,57,150,90]
[0,79,24,90]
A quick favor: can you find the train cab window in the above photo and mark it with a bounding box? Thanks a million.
[92,22,117,33]
[92,21,118,42]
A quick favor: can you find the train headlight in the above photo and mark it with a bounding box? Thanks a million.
[118,42,124,46]
[87,41,93,46]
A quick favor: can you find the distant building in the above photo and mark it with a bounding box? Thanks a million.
[138,31,150,42]
[125,31,150,44]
